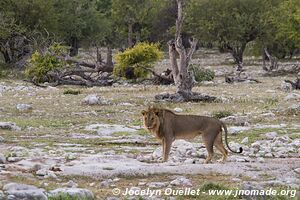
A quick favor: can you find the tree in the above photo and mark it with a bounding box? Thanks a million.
[54,0,107,56]
[155,0,216,102]
[0,0,57,67]
[186,0,269,71]
[111,0,163,47]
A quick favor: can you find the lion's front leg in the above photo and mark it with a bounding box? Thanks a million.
[163,138,172,162]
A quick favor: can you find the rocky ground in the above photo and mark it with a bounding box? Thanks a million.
[0,53,299,199]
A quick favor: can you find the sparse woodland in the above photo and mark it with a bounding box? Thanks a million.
[0,0,300,199]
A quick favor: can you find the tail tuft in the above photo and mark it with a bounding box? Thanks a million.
[239,147,243,153]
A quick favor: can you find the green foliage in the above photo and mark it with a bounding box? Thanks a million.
[113,42,162,79]
[25,43,67,83]
[63,89,81,95]
[200,182,230,191]
[48,194,94,200]
[212,110,233,119]
[189,65,215,82]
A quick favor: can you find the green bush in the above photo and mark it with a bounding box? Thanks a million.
[189,64,215,82]
[113,42,162,79]
[63,89,81,95]
[212,110,233,119]
[25,43,67,83]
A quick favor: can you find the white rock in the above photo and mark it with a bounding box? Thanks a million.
[0,136,4,143]
[3,183,47,200]
[147,182,168,188]
[221,116,249,126]
[0,154,6,164]
[251,141,261,149]
[173,108,183,113]
[82,94,102,105]
[265,153,273,158]
[228,126,251,134]
[16,104,32,112]
[170,176,192,187]
[265,132,277,140]
[241,137,249,144]
[0,122,21,131]
[284,93,300,101]
[294,168,300,174]
[36,169,57,179]
[84,123,137,136]
[257,157,265,163]
[0,191,4,199]
[64,180,78,188]
[48,188,94,199]
[100,179,113,188]
[281,81,293,92]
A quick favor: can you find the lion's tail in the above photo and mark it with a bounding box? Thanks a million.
[221,121,243,153]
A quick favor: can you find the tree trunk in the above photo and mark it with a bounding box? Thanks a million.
[263,47,278,71]
[128,23,134,48]
[96,46,102,63]
[106,46,113,68]
[155,0,216,102]
[231,44,246,71]
[69,37,79,57]
[2,49,12,64]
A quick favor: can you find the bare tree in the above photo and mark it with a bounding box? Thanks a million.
[155,0,215,102]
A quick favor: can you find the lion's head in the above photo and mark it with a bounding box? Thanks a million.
[141,107,160,132]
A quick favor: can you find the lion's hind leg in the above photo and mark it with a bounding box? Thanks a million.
[214,132,228,163]
[203,135,214,164]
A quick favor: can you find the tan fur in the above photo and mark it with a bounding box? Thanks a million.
[141,107,242,163]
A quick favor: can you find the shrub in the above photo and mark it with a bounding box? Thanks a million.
[113,42,162,79]
[212,110,233,119]
[25,43,67,83]
[189,64,215,82]
[63,89,81,95]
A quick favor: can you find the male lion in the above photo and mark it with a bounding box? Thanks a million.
[141,107,243,163]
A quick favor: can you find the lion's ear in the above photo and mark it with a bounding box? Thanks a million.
[141,110,147,116]
[153,108,160,116]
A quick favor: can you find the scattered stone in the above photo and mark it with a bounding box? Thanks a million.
[281,81,293,92]
[16,104,32,112]
[0,154,6,164]
[284,93,300,101]
[227,126,251,134]
[0,136,4,143]
[84,123,137,136]
[170,176,192,187]
[48,188,94,199]
[100,179,114,188]
[119,102,134,106]
[294,168,300,174]
[229,155,251,162]
[260,112,276,118]
[241,137,249,144]
[201,81,215,86]
[65,154,77,161]
[3,183,47,200]
[64,180,78,188]
[36,169,57,179]
[82,94,102,105]
[257,157,265,163]
[147,182,168,188]
[0,191,4,199]
[173,107,183,113]
[265,132,277,140]
[0,122,21,131]
[221,116,249,126]
[251,141,261,150]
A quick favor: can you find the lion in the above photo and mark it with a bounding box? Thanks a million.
[141,107,243,163]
